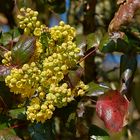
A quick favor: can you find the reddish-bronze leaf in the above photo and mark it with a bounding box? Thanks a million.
[96,90,129,132]
[109,0,140,33]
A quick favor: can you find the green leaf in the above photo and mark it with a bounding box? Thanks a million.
[86,29,104,51]
[0,114,21,140]
[99,33,116,53]
[120,54,137,78]
[99,33,131,53]
[8,107,26,119]
[120,54,137,93]
[116,38,129,52]
[89,125,110,140]
[11,35,35,65]
[0,32,12,46]
[86,82,110,96]
[28,120,55,140]
[40,32,50,53]
[10,28,21,42]
[76,34,86,56]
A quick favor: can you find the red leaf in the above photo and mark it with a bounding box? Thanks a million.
[96,90,129,132]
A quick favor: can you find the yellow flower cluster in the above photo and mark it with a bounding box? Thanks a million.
[4,8,88,123]
[17,8,47,36]
[26,81,88,122]
[2,51,12,66]
[5,62,41,98]
[26,97,55,123]
[50,21,76,42]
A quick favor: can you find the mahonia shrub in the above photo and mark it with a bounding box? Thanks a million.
[3,8,88,123]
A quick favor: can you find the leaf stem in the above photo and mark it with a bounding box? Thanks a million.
[0,45,9,52]
[78,46,98,63]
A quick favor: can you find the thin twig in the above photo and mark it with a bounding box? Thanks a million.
[78,45,98,64]
[0,45,9,52]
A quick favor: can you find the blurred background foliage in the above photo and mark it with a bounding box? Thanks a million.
[0,0,140,140]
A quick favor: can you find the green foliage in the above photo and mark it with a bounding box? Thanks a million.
[11,35,35,65]
[8,107,26,119]
[89,125,110,140]
[0,0,140,139]
[86,82,110,97]
[28,121,55,140]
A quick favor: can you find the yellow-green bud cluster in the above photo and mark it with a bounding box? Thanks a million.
[17,8,47,36]
[4,8,88,123]
[73,81,89,96]
[26,97,55,123]
[5,62,41,98]
[49,21,76,42]
[31,39,44,60]
[2,51,12,66]
[48,83,73,108]
[26,81,88,122]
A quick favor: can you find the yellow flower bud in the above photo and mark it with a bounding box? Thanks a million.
[10,78,17,84]
[54,67,60,71]
[49,104,55,110]
[30,62,36,67]
[24,28,30,34]
[26,8,31,12]
[34,104,40,110]
[34,11,38,16]
[41,104,47,110]
[34,28,41,36]
[48,56,53,62]
[69,52,74,56]
[29,10,34,16]
[39,92,45,98]
[24,18,29,23]
[62,31,68,36]
[20,8,25,12]
[16,81,22,88]
[59,21,65,26]
[2,59,7,64]
[22,64,29,71]
[78,89,84,96]
[61,65,67,71]
[62,98,66,103]
[27,23,32,28]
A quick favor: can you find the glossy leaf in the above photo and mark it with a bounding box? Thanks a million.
[89,124,110,140]
[28,120,55,140]
[10,28,21,42]
[86,82,110,97]
[0,32,12,46]
[96,90,129,132]
[120,54,137,93]
[99,33,116,53]
[99,33,131,53]
[11,35,35,65]
[0,65,11,81]
[120,55,137,79]
[0,114,21,140]
[86,29,105,51]
[9,107,26,119]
